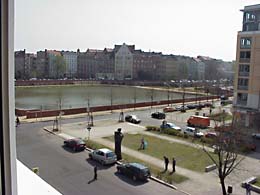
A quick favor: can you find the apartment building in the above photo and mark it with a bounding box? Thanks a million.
[14,50,25,79]
[61,51,78,78]
[234,4,260,128]
[114,43,134,80]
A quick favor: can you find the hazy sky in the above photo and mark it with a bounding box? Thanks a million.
[15,0,260,61]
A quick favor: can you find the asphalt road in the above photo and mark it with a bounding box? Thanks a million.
[16,122,184,195]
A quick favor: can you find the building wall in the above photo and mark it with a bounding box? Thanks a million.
[115,44,133,80]
[14,50,25,79]
[62,51,77,78]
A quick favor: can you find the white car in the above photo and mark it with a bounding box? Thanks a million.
[252,133,260,139]
[183,127,204,138]
[89,148,117,165]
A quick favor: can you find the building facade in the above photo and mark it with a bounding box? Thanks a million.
[61,51,78,78]
[114,43,134,80]
[15,50,25,79]
[233,4,260,128]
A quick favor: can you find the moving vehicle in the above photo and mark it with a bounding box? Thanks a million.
[163,107,175,113]
[125,115,141,124]
[117,162,151,181]
[252,133,260,139]
[151,112,166,119]
[175,105,188,111]
[160,122,181,131]
[89,148,117,165]
[183,127,204,138]
[187,115,210,128]
[63,138,86,152]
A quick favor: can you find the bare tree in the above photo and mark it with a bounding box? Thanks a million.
[203,117,250,195]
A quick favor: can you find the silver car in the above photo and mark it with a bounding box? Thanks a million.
[89,148,117,165]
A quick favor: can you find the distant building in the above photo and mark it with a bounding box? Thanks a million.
[193,57,205,81]
[61,51,78,78]
[114,43,134,80]
[233,4,260,129]
[15,50,26,79]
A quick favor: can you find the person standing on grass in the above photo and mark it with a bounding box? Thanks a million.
[172,158,176,173]
[163,156,169,171]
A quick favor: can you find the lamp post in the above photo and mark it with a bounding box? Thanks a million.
[87,125,91,141]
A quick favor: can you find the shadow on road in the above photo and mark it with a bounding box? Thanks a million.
[85,158,115,170]
[114,172,148,186]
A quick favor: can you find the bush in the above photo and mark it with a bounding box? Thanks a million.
[183,134,189,139]
[200,137,214,145]
[146,126,160,131]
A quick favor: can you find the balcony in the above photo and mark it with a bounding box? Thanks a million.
[239,58,250,63]
[236,100,247,106]
[238,71,249,77]
[237,85,248,90]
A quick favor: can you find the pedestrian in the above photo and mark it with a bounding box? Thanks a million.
[210,108,212,115]
[245,183,251,195]
[93,166,97,180]
[139,137,145,150]
[172,158,176,173]
[163,156,169,172]
[16,116,20,127]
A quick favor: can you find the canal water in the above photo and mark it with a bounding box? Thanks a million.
[15,85,197,110]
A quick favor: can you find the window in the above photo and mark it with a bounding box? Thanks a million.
[237,78,249,90]
[239,51,251,63]
[240,37,252,49]
[237,93,248,105]
[238,64,250,76]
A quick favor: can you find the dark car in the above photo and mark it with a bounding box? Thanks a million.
[151,112,166,119]
[63,138,86,152]
[117,162,151,181]
[186,104,198,109]
[125,115,141,124]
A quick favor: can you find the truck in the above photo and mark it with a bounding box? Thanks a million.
[187,115,210,128]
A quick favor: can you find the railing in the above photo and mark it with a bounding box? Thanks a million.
[239,58,250,63]
[237,85,248,90]
[238,72,249,77]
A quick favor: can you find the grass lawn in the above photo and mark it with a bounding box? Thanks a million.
[210,112,233,121]
[255,177,260,187]
[85,139,188,184]
[104,133,216,172]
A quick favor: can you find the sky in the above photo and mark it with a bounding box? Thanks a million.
[15,0,260,61]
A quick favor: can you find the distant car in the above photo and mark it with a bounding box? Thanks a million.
[160,122,181,131]
[205,132,218,139]
[252,133,260,139]
[89,148,117,165]
[175,105,188,111]
[186,104,198,109]
[151,112,166,119]
[183,127,204,138]
[125,115,141,124]
[163,107,175,113]
[63,138,86,152]
[117,162,151,181]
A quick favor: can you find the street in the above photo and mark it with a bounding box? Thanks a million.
[16,121,184,195]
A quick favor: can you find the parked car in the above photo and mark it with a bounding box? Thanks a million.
[89,148,117,165]
[175,105,188,111]
[163,106,175,113]
[183,127,204,138]
[160,122,181,131]
[117,162,151,181]
[63,138,86,152]
[186,104,198,109]
[151,112,166,119]
[205,132,218,139]
[252,133,260,139]
[125,115,141,124]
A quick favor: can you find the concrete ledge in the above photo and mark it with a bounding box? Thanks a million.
[250,184,260,193]
[241,177,257,187]
[149,175,177,190]
[205,164,217,172]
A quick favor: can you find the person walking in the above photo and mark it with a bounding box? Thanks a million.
[245,183,251,195]
[163,156,169,172]
[93,166,97,180]
[172,158,176,173]
[16,116,20,127]
[139,137,145,150]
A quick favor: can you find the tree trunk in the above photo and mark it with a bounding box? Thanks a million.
[220,177,227,195]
